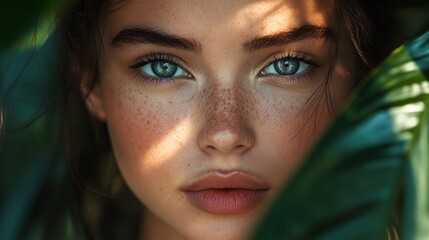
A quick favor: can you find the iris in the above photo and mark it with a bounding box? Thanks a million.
[151,61,178,78]
[274,58,300,75]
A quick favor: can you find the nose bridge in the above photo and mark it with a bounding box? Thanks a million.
[199,82,255,154]
[206,86,243,132]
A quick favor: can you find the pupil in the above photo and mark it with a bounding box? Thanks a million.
[274,58,300,75]
[152,61,177,78]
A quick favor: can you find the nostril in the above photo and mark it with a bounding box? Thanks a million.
[207,145,216,151]
[233,144,245,151]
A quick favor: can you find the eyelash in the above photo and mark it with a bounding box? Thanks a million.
[258,52,321,84]
[130,53,192,85]
[130,52,321,85]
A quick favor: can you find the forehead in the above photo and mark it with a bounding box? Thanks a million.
[104,0,335,41]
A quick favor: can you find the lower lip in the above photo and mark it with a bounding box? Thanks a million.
[184,189,268,215]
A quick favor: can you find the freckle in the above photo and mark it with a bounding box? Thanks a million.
[187,163,190,167]
[177,195,183,202]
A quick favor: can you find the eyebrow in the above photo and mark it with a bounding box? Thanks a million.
[243,25,336,52]
[111,24,335,53]
[111,26,202,53]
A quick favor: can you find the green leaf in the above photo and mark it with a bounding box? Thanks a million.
[252,31,429,239]
[0,34,73,240]
[401,31,429,239]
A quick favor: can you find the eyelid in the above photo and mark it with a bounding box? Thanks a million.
[130,52,193,77]
[127,53,195,86]
[257,51,320,75]
[129,53,194,86]
[255,51,322,86]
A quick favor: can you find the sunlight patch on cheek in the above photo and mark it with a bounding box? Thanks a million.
[141,116,194,169]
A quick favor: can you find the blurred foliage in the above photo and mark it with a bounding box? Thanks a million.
[0,0,429,240]
[0,0,70,49]
[252,31,429,240]
[0,34,73,239]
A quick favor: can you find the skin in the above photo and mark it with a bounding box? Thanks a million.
[84,0,360,239]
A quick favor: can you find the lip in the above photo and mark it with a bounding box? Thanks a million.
[182,171,270,215]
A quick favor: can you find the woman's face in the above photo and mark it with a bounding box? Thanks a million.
[86,0,359,239]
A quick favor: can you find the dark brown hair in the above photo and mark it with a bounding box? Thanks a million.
[57,1,141,239]
[56,0,392,239]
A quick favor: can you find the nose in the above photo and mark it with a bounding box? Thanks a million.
[200,125,255,154]
[198,87,255,155]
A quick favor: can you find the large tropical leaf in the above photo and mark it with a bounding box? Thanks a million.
[0,34,73,240]
[252,32,429,239]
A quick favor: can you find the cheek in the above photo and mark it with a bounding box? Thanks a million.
[106,96,175,163]
[256,82,346,185]
[102,86,192,201]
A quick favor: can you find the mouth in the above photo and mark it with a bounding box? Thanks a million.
[181,171,270,215]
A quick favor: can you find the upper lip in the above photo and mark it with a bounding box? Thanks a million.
[181,171,270,192]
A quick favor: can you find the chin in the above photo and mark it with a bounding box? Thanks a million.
[180,213,259,240]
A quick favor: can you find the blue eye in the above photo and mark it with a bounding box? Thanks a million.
[141,60,190,78]
[262,58,310,76]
